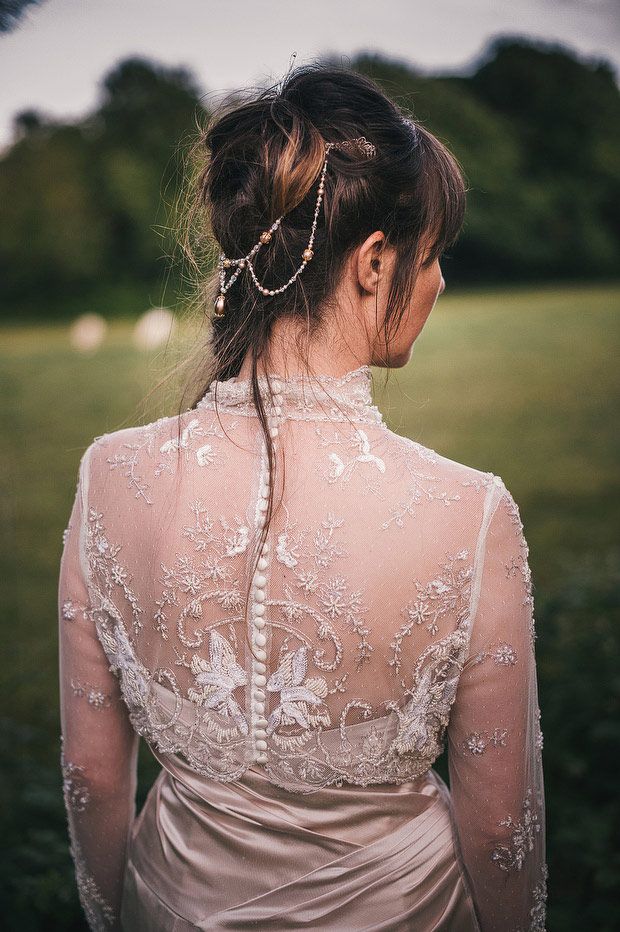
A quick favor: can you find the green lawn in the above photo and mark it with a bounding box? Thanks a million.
[1,281,619,930]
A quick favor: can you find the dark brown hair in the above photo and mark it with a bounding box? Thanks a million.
[175,62,467,659]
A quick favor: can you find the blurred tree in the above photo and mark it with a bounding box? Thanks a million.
[91,57,206,278]
[12,108,48,138]
[0,57,206,314]
[0,0,47,33]
[0,124,109,300]
[97,56,203,156]
[463,37,620,275]
[1,40,620,318]
[354,42,620,282]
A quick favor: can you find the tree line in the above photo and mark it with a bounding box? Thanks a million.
[1,35,619,319]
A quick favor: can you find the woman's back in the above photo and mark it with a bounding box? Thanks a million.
[59,365,546,930]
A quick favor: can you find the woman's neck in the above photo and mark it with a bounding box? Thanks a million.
[234,315,372,382]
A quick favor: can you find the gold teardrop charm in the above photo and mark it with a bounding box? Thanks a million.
[214,294,226,317]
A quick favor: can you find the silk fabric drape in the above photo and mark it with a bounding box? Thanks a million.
[121,751,481,931]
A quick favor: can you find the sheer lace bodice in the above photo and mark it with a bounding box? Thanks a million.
[59,364,546,931]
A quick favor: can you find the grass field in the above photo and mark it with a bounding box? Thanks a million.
[1,281,619,930]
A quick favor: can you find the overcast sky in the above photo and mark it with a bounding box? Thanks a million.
[1,0,618,150]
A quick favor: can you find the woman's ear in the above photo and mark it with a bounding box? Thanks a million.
[356,231,386,296]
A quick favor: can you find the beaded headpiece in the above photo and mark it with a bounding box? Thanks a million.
[213,136,377,317]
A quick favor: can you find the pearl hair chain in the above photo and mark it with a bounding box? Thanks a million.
[214,136,376,317]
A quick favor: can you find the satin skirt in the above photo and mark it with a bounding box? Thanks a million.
[120,748,482,932]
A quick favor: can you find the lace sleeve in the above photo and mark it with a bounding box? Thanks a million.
[58,444,139,931]
[447,479,547,932]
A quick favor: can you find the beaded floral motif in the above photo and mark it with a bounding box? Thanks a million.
[70,835,117,930]
[70,678,112,710]
[61,598,88,623]
[380,441,462,530]
[315,426,386,490]
[196,365,386,426]
[60,741,116,928]
[496,485,537,647]
[61,742,91,812]
[276,508,346,570]
[491,788,542,873]
[154,501,251,646]
[105,417,237,504]
[266,646,331,741]
[535,707,544,751]
[510,862,548,932]
[157,418,235,474]
[469,640,518,669]
[86,507,143,635]
[188,630,249,734]
[389,550,473,673]
[386,627,470,756]
[462,727,508,755]
[271,506,373,672]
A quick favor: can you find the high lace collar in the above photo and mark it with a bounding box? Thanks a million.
[196,364,385,426]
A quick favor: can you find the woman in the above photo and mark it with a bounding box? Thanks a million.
[58,64,547,931]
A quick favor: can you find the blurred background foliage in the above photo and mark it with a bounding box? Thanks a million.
[1,35,620,320]
[1,33,620,932]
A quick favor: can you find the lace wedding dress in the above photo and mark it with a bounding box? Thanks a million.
[58,364,547,931]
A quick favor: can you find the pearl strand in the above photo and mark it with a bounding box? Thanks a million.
[245,151,329,297]
[213,137,375,317]
[213,145,332,316]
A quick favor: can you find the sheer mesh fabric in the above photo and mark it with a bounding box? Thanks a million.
[58,364,546,931]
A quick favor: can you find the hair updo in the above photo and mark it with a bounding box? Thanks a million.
[176,62,467,656]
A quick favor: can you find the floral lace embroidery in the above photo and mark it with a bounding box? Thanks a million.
[266,646,331,741]
[71,373,542,805]
[469,640,518,668]
[498,487,537,645]
[85,502,476,791]
[196,364,386,427]
[182,500,250,558]
[70,678,112,710]
[104,420,167,504]
[269,506,373,672]
[85,507,144,637]
[273,570,373,673]
[535,707,544,751]
[510,862,548,932]
[316,426,386,489]
[491,788,542,872]
[380,441,462,530]
[462,727,508,755]
[386,627,470,756]
[104,417,237,505]
[61,598,88,622]
[157,418,233,473]
[60,739,116,928]
[459,472,497,492]
[61,742,91,812]
[276,507,346,570]
[265,626,471,792]
[155,504,251,648]
[188,630,249,734]
[389,550,472,673]
[81,471,487,790]
[69,833,116,929]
